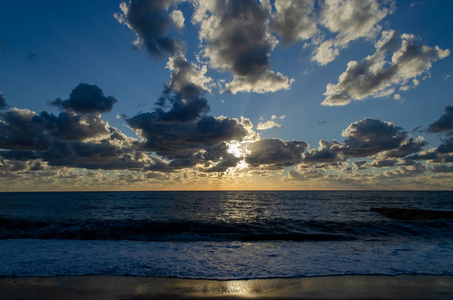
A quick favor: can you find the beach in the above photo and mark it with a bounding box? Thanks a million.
[2,275,453,299]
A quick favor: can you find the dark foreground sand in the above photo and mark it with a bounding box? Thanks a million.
[1,275,453,300]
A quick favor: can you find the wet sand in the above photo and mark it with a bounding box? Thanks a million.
[1,275,453,299]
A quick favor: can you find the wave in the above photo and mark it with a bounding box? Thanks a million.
[1,216,453,242]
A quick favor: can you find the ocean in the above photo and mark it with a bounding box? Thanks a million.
[1,191,453,279]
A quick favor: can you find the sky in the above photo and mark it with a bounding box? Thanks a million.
[1,0,453,191]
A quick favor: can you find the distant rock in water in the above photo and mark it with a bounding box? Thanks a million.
[371,207,453,220]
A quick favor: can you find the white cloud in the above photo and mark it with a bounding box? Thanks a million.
[322,30,450,106]
[312,0,394,65]
[256,115,285,130]
[225,71,294,94]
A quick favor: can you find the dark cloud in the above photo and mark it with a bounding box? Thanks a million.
[0,150,40,161]
[299,118,425,168]
[431,165,453,173]
[322,31,450,106]
[51,83,118,114]
[271,0,317,45]
[302,140,343,164]
[245,138,308,168]
[0,92,9,110]
[115,0,185,57]
[155,96,210,123]
[35,111,111,142]
[127,113,250,156]
[0,108,53,151]
[26,52,38,61]
[368,159,397,168]
[193,0,292,94]
[437,137,453,154]
[155,56,212,123]
[340,118,409,157]
[0,85,152,172]
[379,163,426,178]
[427,106,453,133]
[39,133,147,171]
[288,169,325,180]
[380,137,426,158]
[0,158,29,172]
[197,142,240,173]
[407,150,438,161]
[126,51,253,160]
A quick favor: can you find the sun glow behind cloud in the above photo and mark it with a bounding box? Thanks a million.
[0,0,452,191]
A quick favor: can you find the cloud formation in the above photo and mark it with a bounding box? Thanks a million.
[245,138,309,169]
[193,0,293,94]
[313,0,394,65]
[115,0,185,57]
[51,83,118,114]
[0,108,53,151]
[322,30,450,106]
[271,0,317,45]
[340,118,413,157]
[126,52,254,159]
[256,115,285,130]
[428,106,453,134]
[0,92,9,110]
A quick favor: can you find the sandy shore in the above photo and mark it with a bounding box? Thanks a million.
[1,275,453,299]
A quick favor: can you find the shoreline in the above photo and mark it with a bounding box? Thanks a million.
[1,275,453,299]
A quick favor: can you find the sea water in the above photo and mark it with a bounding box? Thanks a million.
[1,191,453,279]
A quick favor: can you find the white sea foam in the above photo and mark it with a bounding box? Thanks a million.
[1,239,453,279]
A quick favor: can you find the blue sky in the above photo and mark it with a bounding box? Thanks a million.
[1,0,453,191]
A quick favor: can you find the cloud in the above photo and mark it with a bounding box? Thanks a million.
[427,106,453,133]
[322,30,450,105]
[312,0,393,65]
[127,113,251,157]
[115,0,185,57]
[0,92,9,110]
[378,162,426,178]
[245,138,308,168]
[51,83,118,114]
[256,115,285,130]
[150,55,215,123]
[26,52,38,62]
[271,0,317,45]
[340,118,410,157]
[44,142,148,171]
[200,142,241,172]
[301,140,344,164]
[193,0,293,94]
[289,168,325,180]
[299,118,424,168]
[35,111,111,142]
[379,136,426,158]
[0,108,53,151]
[430,165,453,173]
[126,49,256,159]
[225,70,294,94]
[364,158,397,169]
[165,55,213,96]
[0,85,155,172]
[436,138,453,155]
